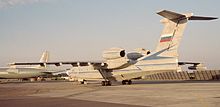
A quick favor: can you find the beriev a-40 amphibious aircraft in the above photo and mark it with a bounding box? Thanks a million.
[11,10,217,86]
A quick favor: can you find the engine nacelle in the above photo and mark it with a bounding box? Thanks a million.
[102,48,129,69]
[134,48,151,55]
[127,48,151,60]
[127,52,143,60]
[102,48,126,60]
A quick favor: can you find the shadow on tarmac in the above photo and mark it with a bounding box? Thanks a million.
[132,80,220,85]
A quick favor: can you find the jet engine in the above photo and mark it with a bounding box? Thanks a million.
[102,48,129,69]
[127,48,151,60]
[102,48,126,60]
[134,48,151,55]
[127,52,143,60]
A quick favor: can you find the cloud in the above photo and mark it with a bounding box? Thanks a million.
[0,0,47,8]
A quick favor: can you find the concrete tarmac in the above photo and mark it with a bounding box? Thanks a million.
[0,80,220,107]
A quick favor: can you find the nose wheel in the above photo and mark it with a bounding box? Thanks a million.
[122,80,132,85]
[101,81,112,86]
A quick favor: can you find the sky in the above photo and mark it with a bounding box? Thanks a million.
[0,0,220,69]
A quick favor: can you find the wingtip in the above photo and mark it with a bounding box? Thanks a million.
[189,16,218,20]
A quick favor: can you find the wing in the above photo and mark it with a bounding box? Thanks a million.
[178,62,201,66]
[10,61,112,81]
[178,61,207,70]
[9,62,46,66]
[9,61,107,69]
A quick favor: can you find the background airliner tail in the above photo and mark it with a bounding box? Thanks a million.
[39,51,49,62]
[36,51,49,68]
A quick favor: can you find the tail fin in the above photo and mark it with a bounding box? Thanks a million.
[136,10,216,72]
[155,10,217,58]
[39,51,49,62]
[36,51,49,68]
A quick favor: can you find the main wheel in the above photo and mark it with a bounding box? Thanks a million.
[80,81,84,84]
[122,80,126,85]
[128,80,132,85]
[101,81,106,86]
[106,81,112,86]
[101,81,111,86]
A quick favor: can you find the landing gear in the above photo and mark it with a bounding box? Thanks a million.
[79,80,87,84]
[80,81,84,84]
[122,80,132,85]
[128,80,132,85]
[122,80,126,85]
[30,78,37,82]
[101,81,111,86]
[37,77,45,81]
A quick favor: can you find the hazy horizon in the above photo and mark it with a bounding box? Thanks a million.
[0,0,220,69]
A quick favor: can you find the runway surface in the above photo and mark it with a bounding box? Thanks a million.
[0,80,220,107]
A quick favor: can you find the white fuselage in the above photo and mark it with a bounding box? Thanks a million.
[67,66,103,81]
[0,67,48,79]
[66,57,179,82]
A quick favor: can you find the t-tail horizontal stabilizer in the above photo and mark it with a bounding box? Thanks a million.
[157,10,218,21]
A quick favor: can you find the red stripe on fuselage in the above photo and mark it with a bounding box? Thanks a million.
[160,38,172,42]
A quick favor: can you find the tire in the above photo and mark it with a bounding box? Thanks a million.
[122,80,126,85]
[80,81,84,84]
[106,81,112,86]
[101,81,106,86]
[128,80,132,85]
